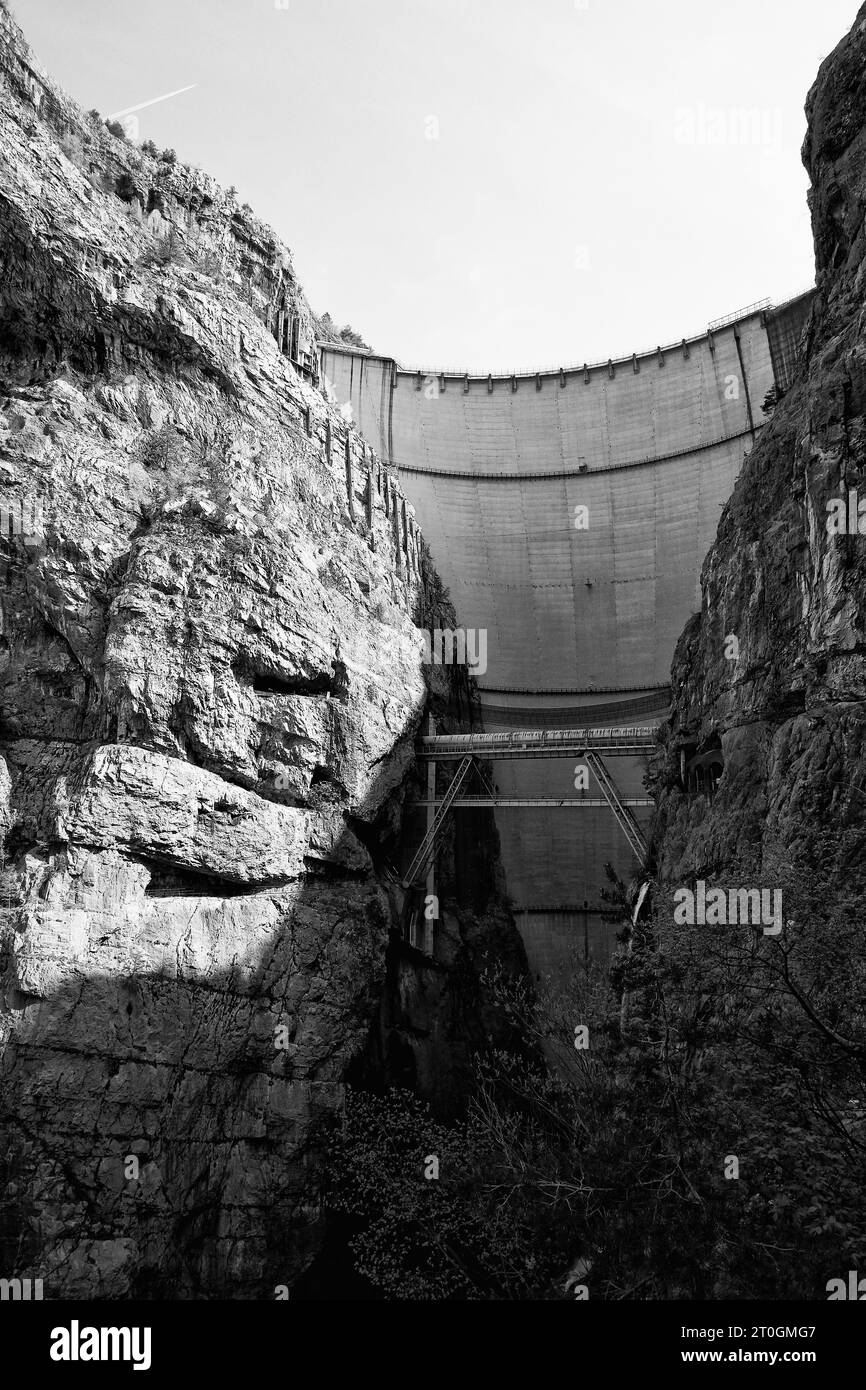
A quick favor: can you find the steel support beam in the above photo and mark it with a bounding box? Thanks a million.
[423,712,436,953]
[585,750,647,862]
[402,755,474,888]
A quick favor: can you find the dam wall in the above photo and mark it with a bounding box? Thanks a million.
[324,303,786,474]
[321,292,814,974]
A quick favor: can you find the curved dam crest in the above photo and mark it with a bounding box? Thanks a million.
[322,292,814,972]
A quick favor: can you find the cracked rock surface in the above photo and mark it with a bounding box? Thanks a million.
[652,4,866,893]
[0,1,493,1298]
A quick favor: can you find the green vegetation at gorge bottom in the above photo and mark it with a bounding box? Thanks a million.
[321,843,866,1300]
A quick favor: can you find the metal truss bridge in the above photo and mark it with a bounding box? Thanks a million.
[402,722,658,893]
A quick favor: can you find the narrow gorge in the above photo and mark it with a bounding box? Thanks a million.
[1,0,865,1311]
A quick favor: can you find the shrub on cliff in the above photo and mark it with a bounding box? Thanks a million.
[138,424,191,474]
[138,226,188,269]
[58,132,84,166]
[317,313,373,352]
[87,168,115,195]
[192,242,225,282]
[762,384,784,415]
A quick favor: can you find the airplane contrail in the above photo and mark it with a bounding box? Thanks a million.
[108,84,197,120]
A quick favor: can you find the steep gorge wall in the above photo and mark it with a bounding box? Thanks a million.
[652,3,866,906]
[0,2,523,1299]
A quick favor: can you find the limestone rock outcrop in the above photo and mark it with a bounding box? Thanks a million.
[0,2,522,1299]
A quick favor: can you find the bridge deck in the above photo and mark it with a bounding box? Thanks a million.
[419,725,658,759]
[416,796,653,808]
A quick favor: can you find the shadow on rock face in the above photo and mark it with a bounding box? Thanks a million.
[0,754,400,1300]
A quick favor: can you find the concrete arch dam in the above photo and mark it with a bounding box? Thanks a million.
[320,291,814,974]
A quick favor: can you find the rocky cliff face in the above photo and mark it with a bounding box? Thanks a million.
[613,13,866,1299]
[0,3,523,1299]
[652,4,866,893]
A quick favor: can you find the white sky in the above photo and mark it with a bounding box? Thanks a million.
[11,0,858,371]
